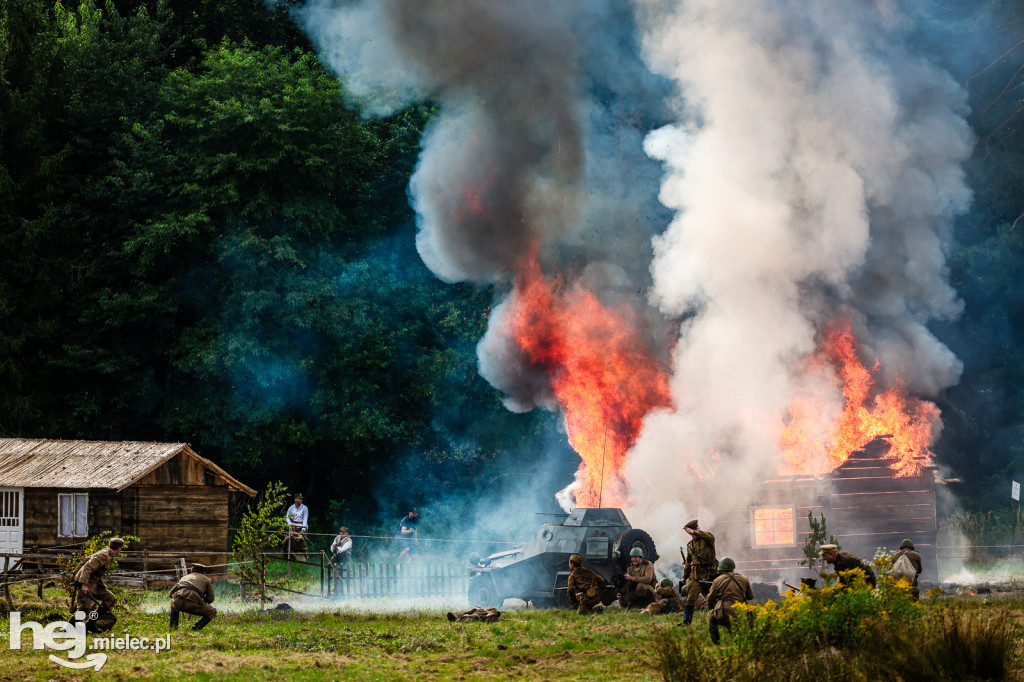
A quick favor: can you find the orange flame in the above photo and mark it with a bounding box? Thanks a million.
[503,252,672,506]
[781,319,939,476]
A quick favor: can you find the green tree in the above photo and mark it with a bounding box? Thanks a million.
[231,481,288,609]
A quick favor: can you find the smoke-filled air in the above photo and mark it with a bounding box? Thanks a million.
[301,0,974,555]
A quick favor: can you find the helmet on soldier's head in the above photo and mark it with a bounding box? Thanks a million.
[900,539,914,549]
[661,578,673,588]
[629,547,644,557]
[468,552,481,565]
[719,557,736,571]
[569,554,583,565]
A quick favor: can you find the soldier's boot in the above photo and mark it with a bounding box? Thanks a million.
[169,612,179,630]
[709,622,721,645]
[192,616,213,631]
[682,605,694,625]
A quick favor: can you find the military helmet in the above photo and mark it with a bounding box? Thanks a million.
[569,553,583,565]
[719,557,736,571]
[661,578,673,588]
[900,539,914,549]
[629,547,644,557]
[108,537,125,549]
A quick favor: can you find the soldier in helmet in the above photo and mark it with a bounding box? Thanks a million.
[566,553,605,614]
[706,557,753,644]
[73,537,123,633]
[890,539,923,600]
[643,578,683,615]
[169,563,217,631]
[680,519,717,625]
[618,547,658,609]
[819,544,876,587]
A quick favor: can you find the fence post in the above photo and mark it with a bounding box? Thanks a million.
[3,555,11,610]
[320,551,324,598]
[142,550,149,590]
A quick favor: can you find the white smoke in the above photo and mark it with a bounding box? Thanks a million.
[625,0,974,551]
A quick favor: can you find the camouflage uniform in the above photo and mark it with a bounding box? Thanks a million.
[619,559,657,608]
[643,584,682,615]
[706,570,754,644]
[830,550,876,587]
[169,571,217,627]
[682,530,717,606]
[567,565,605,614]
[890,545,923,600]
[73,548,118,633]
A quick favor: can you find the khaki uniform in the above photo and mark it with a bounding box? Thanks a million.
[619,559,657,608]
[830,551,876,587]
[169,572,217,621]
[682,530,717,607]
[449,607,500,622]
[643,585,682,614]
[287,529,308,560]
[890,548,923,599]
[707,571,754,629]
[73,548,117,633]
[567,566,605,614]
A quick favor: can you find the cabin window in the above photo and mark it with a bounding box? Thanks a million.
[751,507,795,546]
[58,493,89,537]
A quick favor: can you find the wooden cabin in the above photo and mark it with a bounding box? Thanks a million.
[0,439,255,569]
[720,440,939,584]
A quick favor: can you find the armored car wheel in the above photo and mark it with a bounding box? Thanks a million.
[468,576,500,608]
[615,529,659,567]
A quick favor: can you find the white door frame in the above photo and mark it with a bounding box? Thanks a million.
[0,486,24,571]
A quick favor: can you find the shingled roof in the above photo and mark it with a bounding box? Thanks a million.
[0,438,255,495]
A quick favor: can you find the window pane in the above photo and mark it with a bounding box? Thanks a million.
[755,531,774,545]
[776,530,795,544]
[75,494,88,536]
[753,509,771,520]
[59,495,74,536]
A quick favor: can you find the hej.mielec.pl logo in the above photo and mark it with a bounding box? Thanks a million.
[9,611,172,671]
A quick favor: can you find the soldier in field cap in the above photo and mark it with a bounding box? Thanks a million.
[169,563,217,631]
[566,553,605,614]
[73,537,123,633]
[820,544,876,587]
[680,519,717,625]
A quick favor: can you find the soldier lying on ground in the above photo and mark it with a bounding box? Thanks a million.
[447,607,501,622]
[73,537,123,633]
[169,563,217,631]
[643,578,682,615]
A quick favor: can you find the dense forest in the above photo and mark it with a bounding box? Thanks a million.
[1,0,1022,538]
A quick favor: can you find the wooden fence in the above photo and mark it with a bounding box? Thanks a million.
[327,560,468,599]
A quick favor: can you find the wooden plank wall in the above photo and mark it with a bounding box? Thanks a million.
[23,488,122,549]
[829,448,937,582]
[131,484,230,567]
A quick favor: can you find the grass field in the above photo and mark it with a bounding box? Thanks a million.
[2,579,1023,681]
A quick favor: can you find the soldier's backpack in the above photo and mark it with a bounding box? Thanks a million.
[890,553,916,582]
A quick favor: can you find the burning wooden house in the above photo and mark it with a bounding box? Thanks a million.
[720,439,938,584]
[0,439,255,568]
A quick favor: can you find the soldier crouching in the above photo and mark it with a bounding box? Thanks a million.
[567,553,605,614]
[73,537,123,633]
[619,547,658,609]
[643,578,682,614]
[169,563,217,631]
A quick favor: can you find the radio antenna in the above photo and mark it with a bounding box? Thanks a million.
[598,424,608,508]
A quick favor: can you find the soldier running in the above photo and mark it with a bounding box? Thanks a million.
[680,519,717,625]
[643,578,682,615]
[618,547,658,609]
[73,537,123,633]
[169,563,217,631]
[567,553,605,614]
[706,557,753,644]
[890,538,923,600]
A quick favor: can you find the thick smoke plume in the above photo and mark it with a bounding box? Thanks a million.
[625,0,974,551]
[300,0,674,503]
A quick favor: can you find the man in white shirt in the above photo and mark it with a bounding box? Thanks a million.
[330,526,353,579]
[285,493,309,561]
